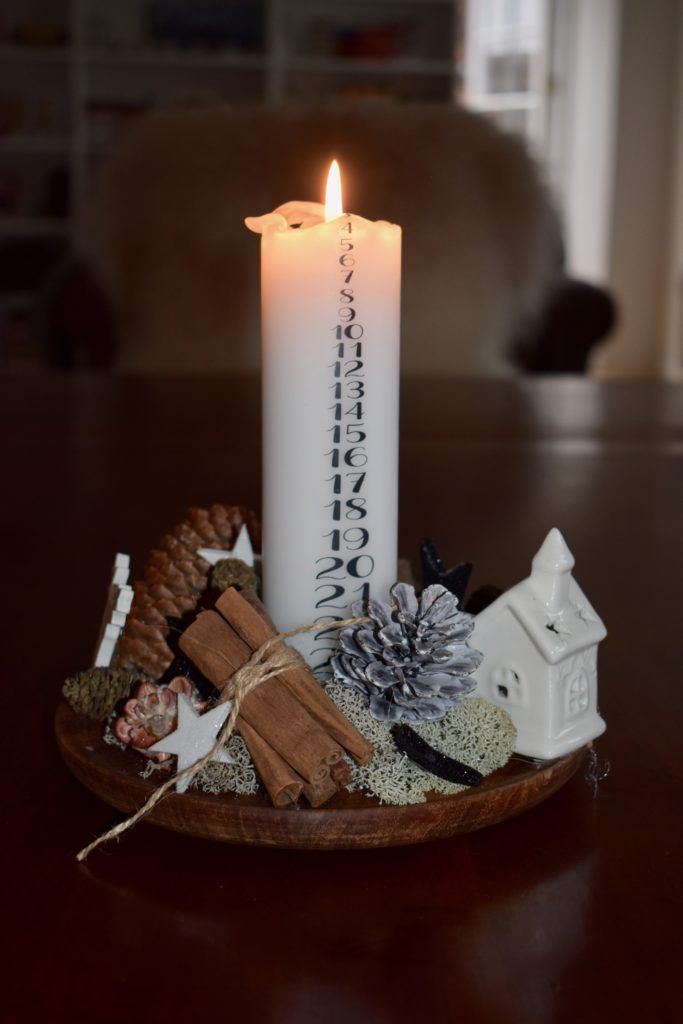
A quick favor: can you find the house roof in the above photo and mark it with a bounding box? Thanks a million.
[475,529,607,664]
[506,576,606,663]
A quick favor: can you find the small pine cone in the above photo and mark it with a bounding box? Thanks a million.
[211,558,258,593]
[62,667,145,720]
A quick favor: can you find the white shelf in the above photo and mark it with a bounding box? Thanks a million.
[0,45,69,65]
[285,55,455,77]
[0,0,457,255]
[84,47,266,72]
[467,93,541,112]
[0,136,70,155]
[0,217,70,238]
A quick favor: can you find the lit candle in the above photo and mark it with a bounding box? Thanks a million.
[246,161,401,670]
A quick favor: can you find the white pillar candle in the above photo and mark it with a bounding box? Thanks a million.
[246,162,401,671]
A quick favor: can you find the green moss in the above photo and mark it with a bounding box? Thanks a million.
[191,732,259,796]
[325,683,517,805]
[164,688,516,807]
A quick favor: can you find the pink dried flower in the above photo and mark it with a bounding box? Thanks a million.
[114,676,206,760]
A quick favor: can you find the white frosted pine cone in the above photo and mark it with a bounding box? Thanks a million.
[332,583,482,724]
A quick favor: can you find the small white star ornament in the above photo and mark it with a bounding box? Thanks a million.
[197,524,255,568]
[148,695,234,793]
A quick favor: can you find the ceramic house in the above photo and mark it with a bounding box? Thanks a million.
[472,528,606,759]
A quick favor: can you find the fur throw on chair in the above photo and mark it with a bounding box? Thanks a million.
[91,102,562,375]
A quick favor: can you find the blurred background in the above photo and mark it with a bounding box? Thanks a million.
[0,0,680,378]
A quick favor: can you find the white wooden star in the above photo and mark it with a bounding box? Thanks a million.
[148,695,234,793]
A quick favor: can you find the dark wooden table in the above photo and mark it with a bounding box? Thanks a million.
[3,375,681,1024]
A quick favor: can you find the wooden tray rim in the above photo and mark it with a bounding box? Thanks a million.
[56,702,587,850]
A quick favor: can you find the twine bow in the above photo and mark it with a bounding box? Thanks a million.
[76,616,367,861]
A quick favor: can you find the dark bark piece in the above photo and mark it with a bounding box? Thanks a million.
[391,724,484,787]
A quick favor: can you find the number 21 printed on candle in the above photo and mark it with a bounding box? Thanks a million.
[311,219,374,670]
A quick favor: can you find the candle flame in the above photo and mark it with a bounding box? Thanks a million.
[325,160,343,221]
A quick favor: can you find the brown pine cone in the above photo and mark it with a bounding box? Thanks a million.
[115,504,260,679]
[62,667,146,720]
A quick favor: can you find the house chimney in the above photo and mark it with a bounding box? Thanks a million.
[530,528,575,611]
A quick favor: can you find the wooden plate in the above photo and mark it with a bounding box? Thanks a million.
[55,702,587,850]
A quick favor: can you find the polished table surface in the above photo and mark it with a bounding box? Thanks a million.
[3,375,681,1024]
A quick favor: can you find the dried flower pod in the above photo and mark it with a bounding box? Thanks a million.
[113,676,206,759]
[210,558,258,593]
[332,582,483,724]
[62,668,145,721]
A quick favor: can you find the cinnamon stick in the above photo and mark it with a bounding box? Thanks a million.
[239,719,340,809]
[330,759,352,787]
[236,719,303,808]
[179,611,344,785]
[302,774,339,808]
[215,588,374,765]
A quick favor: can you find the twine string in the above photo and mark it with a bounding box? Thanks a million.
[76,615,368,862]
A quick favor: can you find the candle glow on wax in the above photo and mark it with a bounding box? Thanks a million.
[324,160,343,221]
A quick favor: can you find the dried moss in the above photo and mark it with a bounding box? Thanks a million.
[106,686,515,806]
[191,732,259,796]
[324,683,517,805]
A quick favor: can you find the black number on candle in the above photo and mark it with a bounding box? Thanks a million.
[333,324,364,340]
[347,554,374,577]
[313,215,378,669]
[315,584,347,609]
[344,359,364,377]
[346,471,366,493]
[345,497,367,519]
[323,529,341,551]
[346,424,366,442]
[343,527,369,550]
[344,446,367,467]
[315,556,345,579]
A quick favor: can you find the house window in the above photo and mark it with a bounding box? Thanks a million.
[491,666,524,704]
[567,671,589,716]
[461,0,622,285]
[461,0,548,150]
[561,651,594,717]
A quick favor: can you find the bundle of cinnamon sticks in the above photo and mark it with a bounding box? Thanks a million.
[179,587,373,807]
